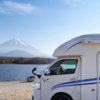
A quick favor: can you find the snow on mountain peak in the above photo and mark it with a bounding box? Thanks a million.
[0,38,29,47]
[14,38,27,46]
[15,38,20,41]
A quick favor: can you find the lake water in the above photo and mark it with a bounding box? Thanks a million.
[0,64,49,82]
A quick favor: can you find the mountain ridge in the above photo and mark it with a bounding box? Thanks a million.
[1,50,35,57]
[0,38,51,58]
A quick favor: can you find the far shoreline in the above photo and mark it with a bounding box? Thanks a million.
[0,57,55,64]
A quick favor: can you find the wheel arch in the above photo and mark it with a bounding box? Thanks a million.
[51,92,73,100]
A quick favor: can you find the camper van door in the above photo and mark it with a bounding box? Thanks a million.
[97,52,100,100]
[41,57,81,100]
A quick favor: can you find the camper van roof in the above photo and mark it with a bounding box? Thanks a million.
[53,34,100,57]
[82,34,100,38]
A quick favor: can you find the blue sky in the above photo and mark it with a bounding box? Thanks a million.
[0,0,100,55]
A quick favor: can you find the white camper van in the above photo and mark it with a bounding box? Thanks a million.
[32,34,100,100]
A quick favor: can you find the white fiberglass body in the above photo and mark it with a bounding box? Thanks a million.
[32,34,100,100]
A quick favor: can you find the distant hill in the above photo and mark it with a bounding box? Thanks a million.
[1,50,35,57]
[0,38,52,58]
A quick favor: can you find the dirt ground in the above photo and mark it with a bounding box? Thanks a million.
[0,81,33,100]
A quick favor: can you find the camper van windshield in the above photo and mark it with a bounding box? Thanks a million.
[50,59,78,75]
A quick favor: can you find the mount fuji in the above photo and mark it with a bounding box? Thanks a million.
[0,38,50,58]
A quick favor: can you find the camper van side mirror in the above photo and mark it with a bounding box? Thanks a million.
[44,69,51,75]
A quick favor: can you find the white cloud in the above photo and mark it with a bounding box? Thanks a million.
[64,0,70,4]
[75,0,81,2]
[0,1,36,14]
[0,7,6,13]
[63,0,83,6]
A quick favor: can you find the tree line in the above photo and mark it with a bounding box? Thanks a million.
[0,57,55,64]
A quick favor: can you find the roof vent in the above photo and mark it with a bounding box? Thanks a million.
[81,38,100,44]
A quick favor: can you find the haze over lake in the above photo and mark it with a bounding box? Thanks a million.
[0,64,49,82]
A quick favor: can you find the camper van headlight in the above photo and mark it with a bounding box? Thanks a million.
[33,83,40,89]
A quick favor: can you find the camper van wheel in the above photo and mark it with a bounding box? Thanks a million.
[52,94,71,100]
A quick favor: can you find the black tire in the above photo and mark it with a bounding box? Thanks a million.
[52,94,71,100]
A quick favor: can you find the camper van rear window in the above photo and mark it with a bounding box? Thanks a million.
[49,59,78,75]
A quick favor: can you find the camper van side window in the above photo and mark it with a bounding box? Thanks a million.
[50,59,78,75]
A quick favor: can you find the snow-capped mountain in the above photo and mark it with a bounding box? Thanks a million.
[0,38,29,47]
[0,38,34,49]
[0,38,50,57]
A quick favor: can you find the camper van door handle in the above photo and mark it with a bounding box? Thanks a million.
[92,89,95,91]
[70,78,76,81]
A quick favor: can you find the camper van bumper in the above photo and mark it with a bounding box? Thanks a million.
[32,87,40,100]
